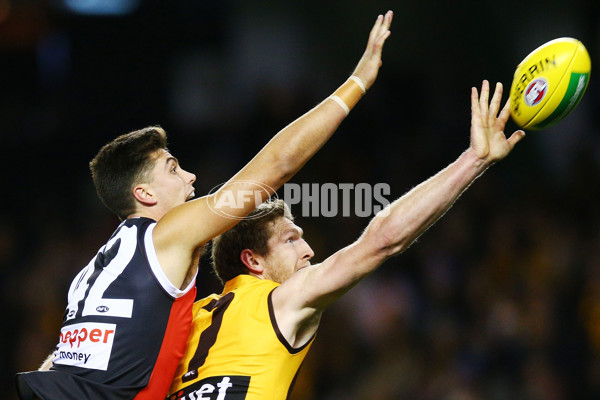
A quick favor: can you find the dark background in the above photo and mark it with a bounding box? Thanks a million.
[2,0,600,399]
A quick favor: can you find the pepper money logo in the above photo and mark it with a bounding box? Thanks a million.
[207,180,277,220]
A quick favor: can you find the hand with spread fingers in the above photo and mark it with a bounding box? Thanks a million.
[470,80,526,165]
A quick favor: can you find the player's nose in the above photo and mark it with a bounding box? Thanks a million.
[185,170,196,185]
[301,239,314,261]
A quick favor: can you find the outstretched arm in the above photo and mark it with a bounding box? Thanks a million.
[367,81,525,258]
[154,12,394,289]
[273,80,525,347]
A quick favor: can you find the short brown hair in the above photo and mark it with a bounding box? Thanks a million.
[89,126,168,219]
[211,199,293,284]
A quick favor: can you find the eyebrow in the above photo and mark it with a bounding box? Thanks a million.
[281,226,303,238]
[165,156,179,169]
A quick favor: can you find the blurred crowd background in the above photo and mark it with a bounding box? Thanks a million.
[2,0,600,399]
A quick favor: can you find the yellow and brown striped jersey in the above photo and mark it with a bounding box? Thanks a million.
[167,275,313,400]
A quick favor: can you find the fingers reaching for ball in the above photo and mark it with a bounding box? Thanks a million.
[470,80,525,164]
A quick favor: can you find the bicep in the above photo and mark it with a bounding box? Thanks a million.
[153,185,276,287]
[271,240,386,346]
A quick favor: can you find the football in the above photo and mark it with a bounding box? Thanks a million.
[509,37,591,130]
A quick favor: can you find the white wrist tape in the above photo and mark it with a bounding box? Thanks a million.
[329,95,350,115]
[349,76,366,94]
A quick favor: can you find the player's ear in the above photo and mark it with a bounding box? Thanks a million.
[133,184,157,206]
[240,249,264,274]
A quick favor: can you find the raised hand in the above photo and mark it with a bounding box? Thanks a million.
[352,10,393,90]
[470,80,525,164]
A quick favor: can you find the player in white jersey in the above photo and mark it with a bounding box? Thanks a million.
[15,11,394,400]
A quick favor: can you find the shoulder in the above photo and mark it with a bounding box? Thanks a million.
[225,277,280,308]
[231,276,280,296]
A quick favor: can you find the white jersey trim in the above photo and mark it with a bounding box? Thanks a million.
[144,223,197,298]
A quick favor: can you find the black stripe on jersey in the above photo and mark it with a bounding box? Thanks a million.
[182,292,235,383]
[267,289,314,354]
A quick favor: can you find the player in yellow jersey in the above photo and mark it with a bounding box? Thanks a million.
[167,24,526,400]
[18,9,393,400]
[168,78,525,399]
[168,274,305,399]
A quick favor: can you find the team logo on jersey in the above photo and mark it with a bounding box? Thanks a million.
[524,78,548,106]
[54,322,116,371]
[168,376,250,400]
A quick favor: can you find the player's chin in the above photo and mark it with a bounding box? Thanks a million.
[185,192,195,202]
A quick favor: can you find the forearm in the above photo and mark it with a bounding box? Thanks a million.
[232,11,392,191]
[154,12,393,272]
[243,87,356,188]
[279,79,522,324]
[372,149,489,256]
[158,78,366,277]
[302,149,490,307]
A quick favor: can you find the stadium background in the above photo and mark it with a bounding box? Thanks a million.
[2,0,600,398]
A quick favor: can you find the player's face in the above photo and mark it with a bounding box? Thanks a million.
[260,217,314,284]
[147,149,196,212]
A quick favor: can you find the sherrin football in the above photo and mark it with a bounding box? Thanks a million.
[509,37,591,130]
